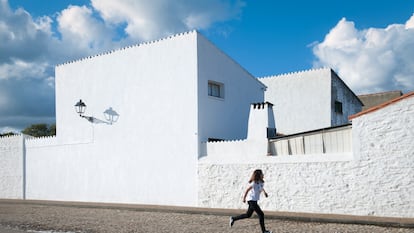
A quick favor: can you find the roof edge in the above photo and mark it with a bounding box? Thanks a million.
[257,67,330,80]
[349,91,414,120]
[56,30,197,67]
[195,32,267,89]
[329,69,364,106]
[358,90,403,97]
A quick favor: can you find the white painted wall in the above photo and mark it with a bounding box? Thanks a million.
[350,94,414,216]
[22,31,266,207]
[202,102,274,160]
[196,34,265,143]
[259,68,362,135]
[198,94,414,218]
[27,32,200,206]
[0,135,24,199]
[259,68,332,135]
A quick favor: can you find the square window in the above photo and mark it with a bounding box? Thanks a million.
[208,81,224,98]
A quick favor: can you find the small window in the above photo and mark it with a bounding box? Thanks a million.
[334,101,343,114]
[208,81,224,98]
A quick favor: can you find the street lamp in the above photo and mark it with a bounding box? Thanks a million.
[74,99,118,124]
[74,99,86,116]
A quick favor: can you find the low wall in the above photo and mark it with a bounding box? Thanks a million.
[0,135,24,199]
[23,131,199,207]
[201,139,268,162]
[198,150,411,218]
[198,96,414,218]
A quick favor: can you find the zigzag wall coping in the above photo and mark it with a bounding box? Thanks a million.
[258,67,330,80]
[56,30,197,67]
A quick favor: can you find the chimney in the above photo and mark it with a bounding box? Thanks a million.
[247,102,276,140]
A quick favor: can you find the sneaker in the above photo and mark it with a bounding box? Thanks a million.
[229,217,234,228]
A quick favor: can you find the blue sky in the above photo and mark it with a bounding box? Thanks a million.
[1,0,414,133]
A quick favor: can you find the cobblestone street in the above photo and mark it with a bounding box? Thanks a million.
[0,202,413,233]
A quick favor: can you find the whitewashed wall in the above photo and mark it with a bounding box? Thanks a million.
[198,95,414,218]
[22,31,265,207]
[201,102,274,161]
[350,94,414,216]
[26,32,200,206]
[0,135,24,199]
[259,68,332,135]
[196,35,265,143]
[259,68,362,135]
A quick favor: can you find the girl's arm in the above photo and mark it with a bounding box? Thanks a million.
[242,186,252,203]
[262,188,269,198]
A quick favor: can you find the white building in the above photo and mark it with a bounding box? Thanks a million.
[260,68,362,135]
[1,31,412,219]
[21,31,265,207]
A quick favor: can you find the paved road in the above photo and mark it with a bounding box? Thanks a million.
[0,202,413,233]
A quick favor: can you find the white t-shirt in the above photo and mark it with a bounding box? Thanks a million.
[247,181,264,201]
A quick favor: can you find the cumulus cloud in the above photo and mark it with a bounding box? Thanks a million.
[312,15,414,94]
[57,5,115,54]
[90,0,245,41]
[0,0,245,132]
[0,1,56,132]
[0,2,52,64]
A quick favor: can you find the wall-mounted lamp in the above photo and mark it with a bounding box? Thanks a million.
[103,107,119,125]
[74,99,94,122]
[75,99,119,124]
[75,99,86,116]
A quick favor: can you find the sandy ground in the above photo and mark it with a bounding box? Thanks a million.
[0,202,413,233]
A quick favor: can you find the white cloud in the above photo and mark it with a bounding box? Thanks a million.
[90,0,245,41]
[0,58,49,80]
[0,1,58,131]
[57,5,114,52]
[312,15,414,94]
[0,3,53,63]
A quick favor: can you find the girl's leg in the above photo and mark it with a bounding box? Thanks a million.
[232,202,254,221]
[250,202,266,232]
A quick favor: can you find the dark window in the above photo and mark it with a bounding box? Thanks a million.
[335,101,343,114]
[208,81,224,98]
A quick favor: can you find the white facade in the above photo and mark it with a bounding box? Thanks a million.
[197,35,266,143]
[20,31,264,206]
[260,68,362,135]
[0,135,24,199]
[202,102,275,162]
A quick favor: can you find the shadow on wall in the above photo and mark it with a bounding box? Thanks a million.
[84,107,120,125]
[75,100,120,125]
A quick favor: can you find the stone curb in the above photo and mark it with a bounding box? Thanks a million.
[1,199,413,228]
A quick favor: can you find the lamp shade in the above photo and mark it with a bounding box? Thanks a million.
[75,99,86,115]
